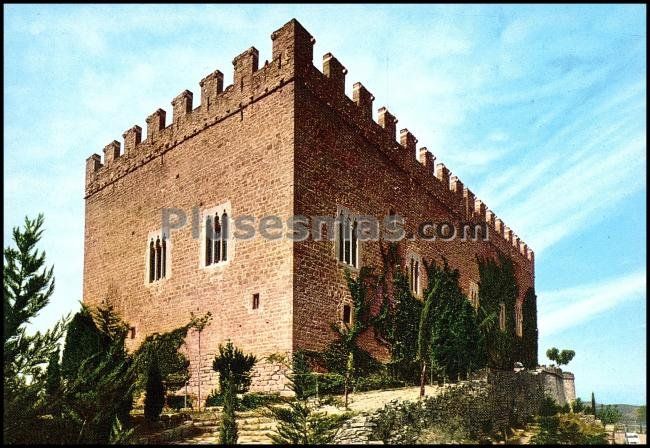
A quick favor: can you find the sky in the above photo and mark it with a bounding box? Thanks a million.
[4,5,646,405]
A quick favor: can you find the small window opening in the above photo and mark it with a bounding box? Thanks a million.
[343,304,352,325]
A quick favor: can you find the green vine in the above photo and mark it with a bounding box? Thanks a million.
[521,287,538,368]
[476,255,519,370]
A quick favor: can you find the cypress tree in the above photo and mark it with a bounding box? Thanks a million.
[220,377,238,444]
[212,341,256,445]
[591,392,596,416]
[61,305,107,381]
[45,346,62,415]
[144,355,165,423]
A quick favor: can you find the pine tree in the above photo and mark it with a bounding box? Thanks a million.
[266,353,350,444]
[144,355,165,422]
[3,214,68,443]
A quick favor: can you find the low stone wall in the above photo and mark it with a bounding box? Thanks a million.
[334,413,383,444]
[248,360,291,395]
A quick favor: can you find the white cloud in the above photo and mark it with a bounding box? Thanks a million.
[538,270,646,336]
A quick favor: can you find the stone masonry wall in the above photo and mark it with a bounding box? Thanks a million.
[83,19,535,395]
[82,21,312,398]
[535,365,576,406]
[292,32,535,358]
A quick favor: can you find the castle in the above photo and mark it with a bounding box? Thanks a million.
[83,19,535,398]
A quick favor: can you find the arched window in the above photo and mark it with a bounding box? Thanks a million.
[149,240,155,283]
[337,210,359,268]
[213,215,221,263]
[201,203,232,268]
[205,215,213,265]
[161,234,167,278]
[146,231,170,284]
[344,216,351,265]
[351,220,358,268]
[338,212,344,262]
[221,211,228,262]
[155,237,162,280]
[408,255,421,296]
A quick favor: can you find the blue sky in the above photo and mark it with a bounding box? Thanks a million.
[4,5,646,405]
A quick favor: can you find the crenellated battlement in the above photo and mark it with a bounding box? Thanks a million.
[84,18,532,264]
[85,18,315,197]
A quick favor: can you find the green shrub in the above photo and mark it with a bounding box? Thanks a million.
[241,393,282,410]
[597,404,623,424]
[212,341,257,394]
[314,373,346,395]
[266,399,350,444]
[532,413,607,444]
[354,372,406,392]
[205,389,224,407]
[220,378,237,445]
[372,371,544,444]
[61,306,108,382]
[539,395,562,417]
[291,350,320,400]
[166,394,189,410]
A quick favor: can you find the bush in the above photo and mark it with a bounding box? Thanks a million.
[212,341,257,394]
[166,394,189,410]
[61,306,109,381]
[241,393,282,410]
[315,373,346,395]
[597,404,623,424]
[205,389,224,407]
[220,378,237,445]
[266,399,350,444]
[354,372,406,392]
[539,395,562,417]
[532,413,607,444]
[291,350,318,400]
[372,399,425,444]
[372,371,544,444]
[416,416,472,444]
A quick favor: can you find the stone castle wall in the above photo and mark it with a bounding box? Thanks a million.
[82,19,536,397]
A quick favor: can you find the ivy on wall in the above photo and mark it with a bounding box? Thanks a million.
[322,267,381,377]
[521,287,538,368]
[476,254,518,370]
[373,242,423,383]
[424,260,485,382]
[322,244,538,386]
[373,244,485,383]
